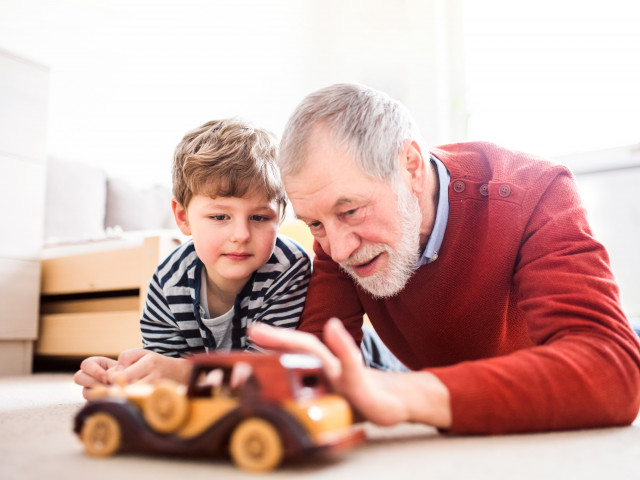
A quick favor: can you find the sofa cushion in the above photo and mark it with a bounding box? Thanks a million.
[105,177,175,231]
[43,158,107,241]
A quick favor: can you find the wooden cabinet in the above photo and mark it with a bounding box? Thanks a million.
[0,49,49,375]
[37,235,180,357]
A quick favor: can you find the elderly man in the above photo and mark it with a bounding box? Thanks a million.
[249,83,640,434]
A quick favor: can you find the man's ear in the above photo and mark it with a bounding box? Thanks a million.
[401,140,427,193]
[172,198,192,236]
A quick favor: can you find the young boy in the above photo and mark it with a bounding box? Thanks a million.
[74,119,311,398]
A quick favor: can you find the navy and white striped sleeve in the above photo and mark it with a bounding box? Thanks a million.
[253,236,312,328]
[140,272,190,358]
[139,244,197,358]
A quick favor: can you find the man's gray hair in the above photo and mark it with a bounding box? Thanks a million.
[279,83,423,184]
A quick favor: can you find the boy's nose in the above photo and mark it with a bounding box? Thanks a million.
[230,219,251,243]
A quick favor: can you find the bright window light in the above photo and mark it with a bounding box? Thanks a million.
[462,0,640,157]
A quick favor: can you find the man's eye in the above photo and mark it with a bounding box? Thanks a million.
[305,221,325,238]
[341,207,365,225]
[340,208,360,219]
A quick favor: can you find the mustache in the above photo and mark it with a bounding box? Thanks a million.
[340,243,388,268]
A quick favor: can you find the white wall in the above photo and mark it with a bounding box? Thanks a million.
[558,145,640,319]
[0,0,461,188]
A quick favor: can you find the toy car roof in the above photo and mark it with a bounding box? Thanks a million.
[188,351,322,370]
[187,351,327,402]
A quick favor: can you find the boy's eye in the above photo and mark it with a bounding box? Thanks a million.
[210,215,228,221]
[250,215,270,222]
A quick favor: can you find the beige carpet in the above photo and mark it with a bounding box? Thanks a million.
[1,373,639,480]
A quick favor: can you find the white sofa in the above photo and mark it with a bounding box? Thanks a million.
[44,157,176,244]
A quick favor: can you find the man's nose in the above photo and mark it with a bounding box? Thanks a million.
[324,224,359,264]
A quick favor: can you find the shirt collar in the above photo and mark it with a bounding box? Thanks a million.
[415,154,450,268]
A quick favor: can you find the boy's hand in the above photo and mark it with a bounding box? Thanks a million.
[248,318,452,429]
[74,350,191,400]
[74,356,118,400]
[106,348,191,386]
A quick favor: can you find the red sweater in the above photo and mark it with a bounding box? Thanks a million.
[298,141,640,434]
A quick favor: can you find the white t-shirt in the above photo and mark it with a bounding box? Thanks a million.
[199,268,233,350]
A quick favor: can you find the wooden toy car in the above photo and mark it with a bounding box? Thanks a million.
[73,352,365,472]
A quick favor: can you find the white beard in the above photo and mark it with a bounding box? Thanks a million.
[339,182,422,298]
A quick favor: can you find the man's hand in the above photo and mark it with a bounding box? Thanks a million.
[106,349,191,386]
[248,318,452,429]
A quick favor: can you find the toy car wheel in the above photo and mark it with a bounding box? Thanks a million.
[229,417,284,472]
[81,412,122,457]
[143,381,189,433]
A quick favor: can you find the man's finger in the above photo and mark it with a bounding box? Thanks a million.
[248,323,341,377]
[248,323,325,355]
[322,317,367,388]
[323,317,363,372]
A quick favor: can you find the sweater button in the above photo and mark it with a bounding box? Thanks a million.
[499,184,511,197]
[453,180,466,193]
[479,183,489,196]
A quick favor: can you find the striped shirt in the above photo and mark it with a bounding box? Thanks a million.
[140,235,312,358]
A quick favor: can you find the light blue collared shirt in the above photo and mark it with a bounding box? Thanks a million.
[415,154,450,268]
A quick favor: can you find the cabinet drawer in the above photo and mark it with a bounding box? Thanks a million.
[36,310,141,357]
[0,258,40,338]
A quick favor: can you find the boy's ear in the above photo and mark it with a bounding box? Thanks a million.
[172,198,192,236]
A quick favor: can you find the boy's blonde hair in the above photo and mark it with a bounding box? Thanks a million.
[173,119,287,217]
